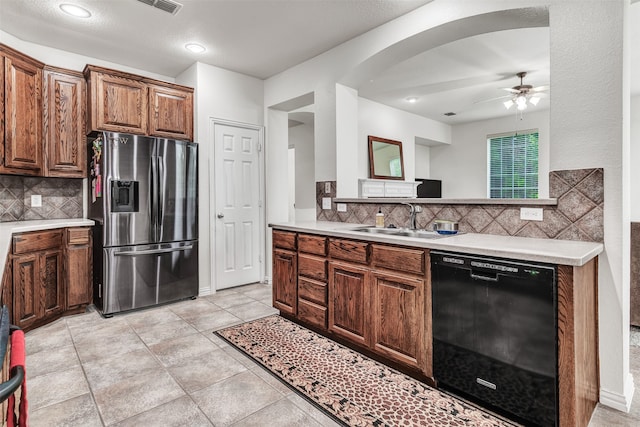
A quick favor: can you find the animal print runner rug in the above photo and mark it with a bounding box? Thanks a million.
[216,315,517,427]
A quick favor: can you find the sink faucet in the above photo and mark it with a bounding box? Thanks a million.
[402,202,422,230]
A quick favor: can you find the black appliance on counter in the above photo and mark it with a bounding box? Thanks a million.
[431,251,557,427]
[415,178,441,198]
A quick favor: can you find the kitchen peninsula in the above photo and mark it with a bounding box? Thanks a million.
[271,220,602,427]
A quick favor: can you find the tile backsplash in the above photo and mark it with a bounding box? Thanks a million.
[317,168,603,243]
[0,176,83,222]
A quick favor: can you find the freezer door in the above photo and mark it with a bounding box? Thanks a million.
[156,139,198,243]
[102,241,198,315]
[103,133,155,246]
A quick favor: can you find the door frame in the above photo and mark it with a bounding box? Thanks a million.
[208,117,266,291]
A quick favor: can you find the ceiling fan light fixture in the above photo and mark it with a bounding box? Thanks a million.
[517,102,528,111]
[515,95,527,107]
[530,96,541,106]
[503,100,514,110]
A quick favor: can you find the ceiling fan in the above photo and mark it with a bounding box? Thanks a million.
[473,72,549,112]
[501,71,549,111]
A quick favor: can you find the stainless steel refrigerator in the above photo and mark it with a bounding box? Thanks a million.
[88,132,198,316]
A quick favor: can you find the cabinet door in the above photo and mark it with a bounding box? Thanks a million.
[272,248,297,315]
[91,71,148,134]
[41,248,64,319]
[328,261,370,346]
[1,53,43,174]
[12,253,39,329]
[148,84,193,140]
[44,68,86,177]
[370,270,426,371]
[65,228,92,310]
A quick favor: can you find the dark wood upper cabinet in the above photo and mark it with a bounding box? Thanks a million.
[84,65,194,140]
[149,84,193,141]
[85,66,148,135]
[0,44,44,175]
[43,66,87,177]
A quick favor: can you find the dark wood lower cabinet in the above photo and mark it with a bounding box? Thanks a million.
[370,270,426,371]
[328,261,370,347]
[65,227,93,312]
[272,248,297,315]
[12,248,63,330]
[5,227,92,331]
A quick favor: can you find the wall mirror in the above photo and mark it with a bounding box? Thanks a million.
[368,135,405,180]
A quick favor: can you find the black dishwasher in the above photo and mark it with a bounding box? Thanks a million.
[431,251,557,427]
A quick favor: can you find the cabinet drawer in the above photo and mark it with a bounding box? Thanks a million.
[298,299,327,330]
[298,234,327,256]
[272,230,296,250]
[13,230,63,254]
[371,244,425,275]
[298,254,327,281]
[298,277,327,306]
[329,239,369,264]
[67,228,91,245]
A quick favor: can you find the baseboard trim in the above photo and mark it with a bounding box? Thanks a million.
[600,373,635,412]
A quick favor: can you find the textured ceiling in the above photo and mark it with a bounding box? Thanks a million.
[0,0,635,126]
[360,27,551,125]
[0,0,432,79]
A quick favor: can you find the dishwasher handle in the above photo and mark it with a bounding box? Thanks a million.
[470,271,499,282]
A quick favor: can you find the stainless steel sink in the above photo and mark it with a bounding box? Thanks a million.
[349,226,454,239]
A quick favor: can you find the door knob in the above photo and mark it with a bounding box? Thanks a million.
[217,213,224,218]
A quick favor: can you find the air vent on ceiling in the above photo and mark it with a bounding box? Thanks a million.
[136,0,183,15]
[444,112,457,116]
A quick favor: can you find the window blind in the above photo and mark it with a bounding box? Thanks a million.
[488,131,539,199]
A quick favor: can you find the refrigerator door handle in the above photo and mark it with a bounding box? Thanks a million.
[114,245,194,256]
[150,155,158,240]
[157,156,164,230]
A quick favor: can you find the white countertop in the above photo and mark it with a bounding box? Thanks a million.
[0,219,95,280]
[270,220,603,267]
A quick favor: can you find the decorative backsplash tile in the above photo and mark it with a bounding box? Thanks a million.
[316,168,604,243]
[0,176,83,222]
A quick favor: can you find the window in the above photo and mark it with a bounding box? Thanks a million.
[389,157,402,177]
[488,130,539,199]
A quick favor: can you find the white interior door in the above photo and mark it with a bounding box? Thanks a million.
[214,123,262,290]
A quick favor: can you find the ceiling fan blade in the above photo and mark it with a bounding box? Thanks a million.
[473,94,512,104]
[502,88,520,93]
[531,85,550,92]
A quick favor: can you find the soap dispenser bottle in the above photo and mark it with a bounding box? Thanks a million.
[375,208,384,228]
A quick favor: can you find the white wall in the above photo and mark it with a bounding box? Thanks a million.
[0,30,174,81]
[176,62,264,296]
[631,96,640,221]
[356,97,451,195]
[415,144,431,179]
[431,109,549,199]
[289,122,316,221]
[548,0,629,410]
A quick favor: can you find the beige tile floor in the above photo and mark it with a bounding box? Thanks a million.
[23,282,640,426]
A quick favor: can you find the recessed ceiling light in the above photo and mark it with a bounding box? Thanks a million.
[185,43,206,53]
[406,97,419,103]
[59,4,92,18]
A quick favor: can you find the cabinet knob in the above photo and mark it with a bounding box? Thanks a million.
[217,213,224,218]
